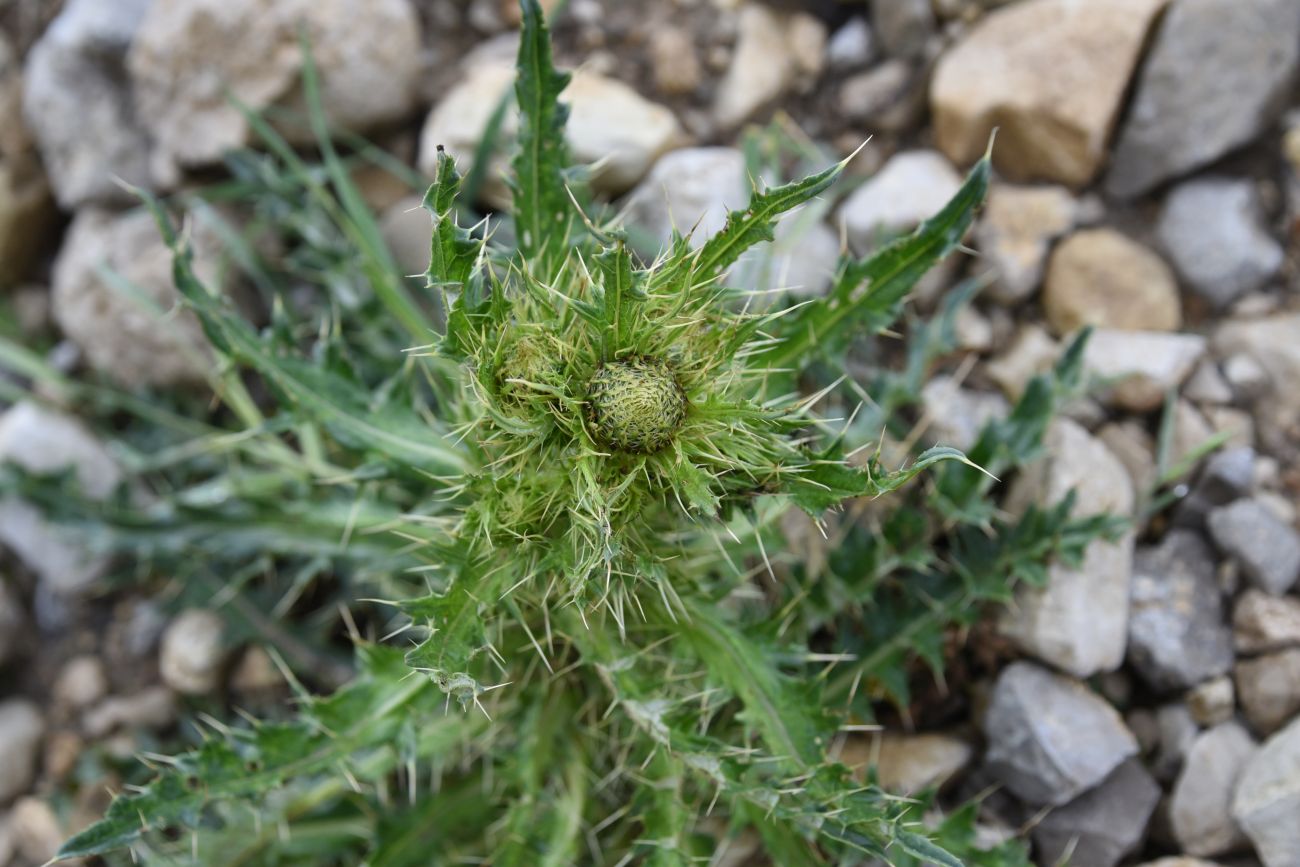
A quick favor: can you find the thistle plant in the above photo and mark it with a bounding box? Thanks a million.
[0,3,1114,864]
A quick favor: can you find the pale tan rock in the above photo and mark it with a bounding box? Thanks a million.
[130,0,422,181]
[1000,419,1136,677]
[160,609,226,695]
[1043,229,1181,334]
[52,208,224,388]
[985,324,1059,401]
[649,27,701,95]
[975,183,1078,303]
[1082,329,1207,413]
[839,732,972,794]
[714,4,825,129]
[931,0,1168,186]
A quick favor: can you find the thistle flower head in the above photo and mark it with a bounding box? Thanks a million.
[586,356,686,453]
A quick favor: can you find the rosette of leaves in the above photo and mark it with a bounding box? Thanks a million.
[0,2,1110,864]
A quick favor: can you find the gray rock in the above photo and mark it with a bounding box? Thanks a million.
[872,0,935,60]
[1157,178,1284,308]
[982,661,1138,806]
[1236,649,1300,735]
[0,699,43,803]
[20,0,152,207]
[1234,590,1300,655]
[160,608,226,695]
[1169,721,1257,856]
[1232,715,1300,867]
[838,149,961,250]
[1032,759,1161,867]
[919,376,1009,452]
[1183,360,1235,406]
[838,60,913,123]
[1175,447,1256,529]
[1107,0,1300,198]
[827,17,876,71]
[1000,419,1136,677]
[0,402,122,594]
[1187,676,1236,727]
[131,0,423,183]
[52,207,223,388]
[1128,530,1234,691]
[1208,499,1300,595]
[1153,702,1201,782]
[624,147,748,252]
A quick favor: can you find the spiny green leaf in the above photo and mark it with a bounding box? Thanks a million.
[512,0,576,278]
[658,159,845,292]
[785,444,982,514]
[675,602,828,769]
[423,147,482,293]
[761,152,991,372]
[57,647,458,860]
[594,238,646,359]
[133,189,468,477]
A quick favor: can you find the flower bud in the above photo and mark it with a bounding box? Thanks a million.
[586,356,686,453]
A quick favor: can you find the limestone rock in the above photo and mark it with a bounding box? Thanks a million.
[1214,315,1300,418]
[975,183,1078,304]
[1082,329,1206,413]
[1000,419,1136,677]
[1107,0,1300,198]
[1234,590,1300,655]
[931,0,1168,186]
[0,402,122,594]
[872,0,935,60]
[840,732,972,794]
[838,150,961,250]
[21,0,152,207]
[982,661,1138,806]
[52,207,224,388]
[986,324,1059,401]
[130,0,422,180]
[919,377,1009,452]
[160,609,226,695]
[1232,715,1300,867]
[1043,229,1181,334]
[1169,722,1257,856]
[1236,649,1300,735]
[714,4,825,130]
